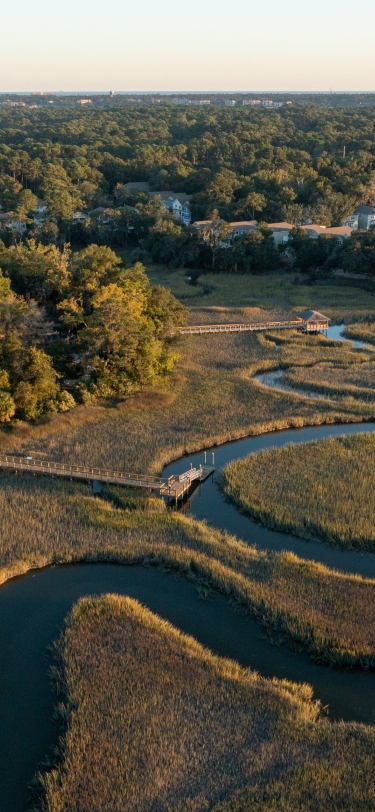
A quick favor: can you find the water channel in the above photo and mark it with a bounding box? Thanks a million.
[1,322,375,811]
[256,323,373,399]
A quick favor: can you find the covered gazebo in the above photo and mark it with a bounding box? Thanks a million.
[296,310,330,334]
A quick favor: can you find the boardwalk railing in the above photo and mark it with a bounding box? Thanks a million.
[0,454,168,489]
[179,320,302,335]
[0,455,214,500]
[177,467,201,483]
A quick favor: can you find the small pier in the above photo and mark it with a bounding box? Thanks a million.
[179,320,301,335]
[179,311,330,336]
[0,454,215,505]
[160,464,214,504]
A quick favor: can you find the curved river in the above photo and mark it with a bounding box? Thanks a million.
[2,323,375,811]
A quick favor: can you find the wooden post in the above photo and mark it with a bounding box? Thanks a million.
[212,452,215,466]
[204,451,207,464]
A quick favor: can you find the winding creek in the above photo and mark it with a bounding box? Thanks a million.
[2,323,375,811]
[256,324,374,399]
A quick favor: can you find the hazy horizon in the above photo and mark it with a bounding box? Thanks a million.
[2,91,375,96]
[0,0,373,94]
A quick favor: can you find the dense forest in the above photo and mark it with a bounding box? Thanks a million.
[0,243,186,422]
[2,104,375,222]
[1,103,375,422]
[1,103,375,274]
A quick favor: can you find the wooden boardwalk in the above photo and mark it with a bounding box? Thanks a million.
[0,454,214,503]
[179,320,302,335]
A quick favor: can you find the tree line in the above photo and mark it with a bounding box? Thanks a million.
[1,104,375,233]
[0,241,186,423]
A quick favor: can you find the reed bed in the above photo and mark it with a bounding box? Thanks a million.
[1,473,375,668]
[146,267,375,321]
[344,321,375,345]
[269,330,372,368]
[284,361,375,402]
[37,595,375,812]
[220,432,375,554]
[1,330,373,476]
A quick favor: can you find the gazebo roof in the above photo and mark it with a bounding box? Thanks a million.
[296,310,330,323]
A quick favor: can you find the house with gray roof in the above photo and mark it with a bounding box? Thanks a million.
[343,205,375,231]
[119,182,191,225]
[149,191,192,225]
[355,205,375,231]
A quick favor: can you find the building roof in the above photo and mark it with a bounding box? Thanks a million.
[122,182,150,193]
[301,224,326,234]
[294,224,352,238]
[123,204,140,213]
[150,191,192,205]
[355,204,375,214]
[324,226,352,236]
[229,221,257,228]
[296,310,330,323]
[268,222,294,231]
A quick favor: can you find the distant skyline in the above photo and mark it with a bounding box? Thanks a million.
[1,0,373,93]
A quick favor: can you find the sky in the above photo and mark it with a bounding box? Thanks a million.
[1,0,374,93]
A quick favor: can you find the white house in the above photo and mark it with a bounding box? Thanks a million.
[119,182,192,225]
[353,205,375,230]
[0,212,27,233]
[342,213,359,230]
[149,192,192,225]
[34,197,47,225]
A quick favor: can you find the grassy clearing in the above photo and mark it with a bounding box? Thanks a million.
[37,595,375,812]
[219,432,375,554]
[145,266,375,322]
[1,473,375,668]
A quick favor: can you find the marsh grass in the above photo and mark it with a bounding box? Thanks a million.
[219,432,375,555]
[2,331,373,476]
[1,473,375,668]
[145,267,375,322]
[37,595,375,812]
[284,361,375,402]
[344,321,375,345]
[0,275,374,476]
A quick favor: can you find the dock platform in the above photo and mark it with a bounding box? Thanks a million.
[0,455,215,504]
